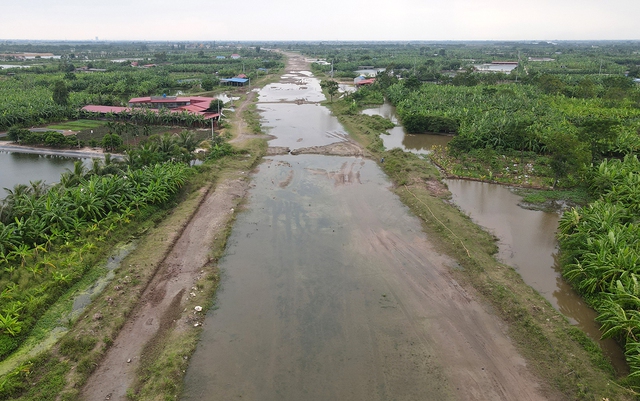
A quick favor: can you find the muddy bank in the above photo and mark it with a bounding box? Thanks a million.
[79,177,249,400]
[266,141,367,157]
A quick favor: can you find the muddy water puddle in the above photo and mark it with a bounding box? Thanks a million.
[446,179,627,373]
[259,104,348,149]
[258,77,325,103]
[362,103,453,154]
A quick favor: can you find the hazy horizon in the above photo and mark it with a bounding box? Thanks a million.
[1,0,638,42]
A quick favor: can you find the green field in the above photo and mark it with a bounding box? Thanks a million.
[45,120,105,131]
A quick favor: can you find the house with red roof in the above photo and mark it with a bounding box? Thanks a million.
[81,95,220,122]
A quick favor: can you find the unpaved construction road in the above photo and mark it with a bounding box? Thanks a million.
[181,155,556,401]
[82,52,558,400]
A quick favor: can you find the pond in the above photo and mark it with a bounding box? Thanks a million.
[0,151,90,196]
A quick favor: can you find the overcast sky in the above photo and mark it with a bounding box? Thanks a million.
[1,0,638,42]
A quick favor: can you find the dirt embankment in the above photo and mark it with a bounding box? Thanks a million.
[80,178,248,400]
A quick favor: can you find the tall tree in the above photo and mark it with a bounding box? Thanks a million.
[320,79,339,102]
[52,81,69,106]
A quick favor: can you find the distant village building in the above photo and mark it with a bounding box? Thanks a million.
[474,61,518,73]
[220,76,249,86]
[82,95,220,121]
[354,76,375,87]
[230,54,241,59]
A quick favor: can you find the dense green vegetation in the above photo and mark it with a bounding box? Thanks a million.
[6,128,79,148]
[0,159,192,359]
[558,155,640,382]
[0,129,239,398]
[303,41,640,185]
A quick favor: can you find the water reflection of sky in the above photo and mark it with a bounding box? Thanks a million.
[258,76,325,103]
[259,104,348,149]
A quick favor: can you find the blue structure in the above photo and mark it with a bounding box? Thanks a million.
[220,77,249,86]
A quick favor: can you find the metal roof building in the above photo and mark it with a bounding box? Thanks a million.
[220,77,249,86]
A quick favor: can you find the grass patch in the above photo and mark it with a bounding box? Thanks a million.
[58,336,97,362]
[46,120,105,131]
[513,186,592,206]
[430,146,558,188]
[243,101,262,134]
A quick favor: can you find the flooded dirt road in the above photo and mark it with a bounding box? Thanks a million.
[182,54,554,400]
[183,155,550,400]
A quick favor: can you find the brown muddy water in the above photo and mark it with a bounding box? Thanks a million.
[183,155,450,400]
[259,103,349,149]
[445,179,627,373]
[362,102,453,154]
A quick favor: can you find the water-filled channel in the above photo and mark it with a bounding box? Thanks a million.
[362,102,453,154]
[445,180,626,372]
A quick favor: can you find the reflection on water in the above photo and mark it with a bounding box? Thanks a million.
[259,103,348,149]
[362,103,453,154]
[446,179,627,374]
[183,155,454,400]
[258,77,325,103]
[0,151,89,196]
